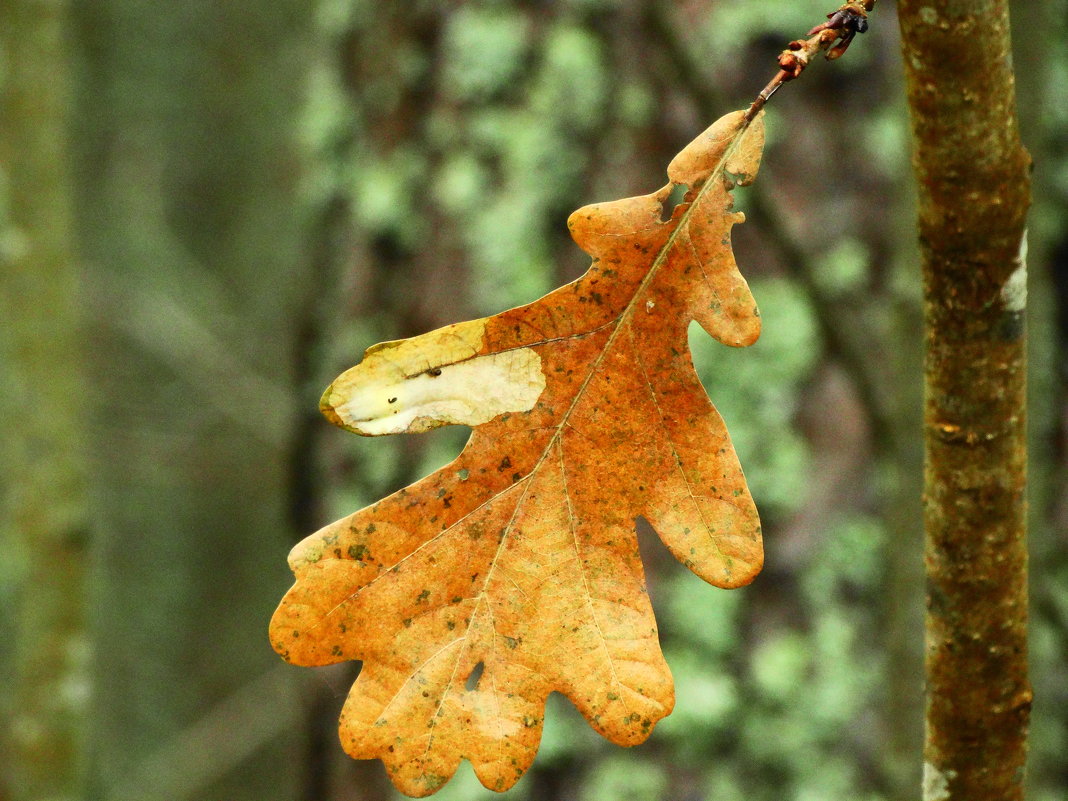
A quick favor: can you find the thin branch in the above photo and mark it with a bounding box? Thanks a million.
[746,1,878,121]
[898,2,1031,798]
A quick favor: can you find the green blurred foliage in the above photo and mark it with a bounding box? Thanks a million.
[690,279,818,515]
[3,0,1061,799]
[295,2,1068,800]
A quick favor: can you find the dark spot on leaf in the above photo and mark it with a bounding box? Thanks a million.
[423,774,448,791]
[465,661,485,691]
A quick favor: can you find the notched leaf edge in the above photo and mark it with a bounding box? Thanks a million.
[273,109,767,798]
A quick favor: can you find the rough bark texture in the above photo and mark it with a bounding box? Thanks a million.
[897,3,1032,799]
[0,2,89,799]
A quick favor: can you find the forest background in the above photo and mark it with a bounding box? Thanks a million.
[1,1,1066,800]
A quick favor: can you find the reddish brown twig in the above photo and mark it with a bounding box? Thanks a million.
[744,1,876,123]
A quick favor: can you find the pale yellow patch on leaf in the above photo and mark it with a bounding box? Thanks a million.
[322,318,546,435]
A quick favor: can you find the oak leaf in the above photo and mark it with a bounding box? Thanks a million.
[271,109,766,796]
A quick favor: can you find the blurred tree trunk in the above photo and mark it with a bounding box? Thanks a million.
[0,2,89,799]
[70,3,314,800]
[898,2,1032,799]
[881,297,925,800]
[1011,0,1068,795]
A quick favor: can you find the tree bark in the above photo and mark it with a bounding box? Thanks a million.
[0,2,89,799]
[897,3,1032,799]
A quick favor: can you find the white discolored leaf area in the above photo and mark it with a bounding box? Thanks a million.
[322,318,547,435]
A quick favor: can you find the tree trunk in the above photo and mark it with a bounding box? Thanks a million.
[897,3,1032,799]
[71,3,314,799]
[0,3,89,799]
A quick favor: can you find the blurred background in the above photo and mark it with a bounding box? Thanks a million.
[1,1,1066,800]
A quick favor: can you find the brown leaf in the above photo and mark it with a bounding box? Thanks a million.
[270,109,766,796]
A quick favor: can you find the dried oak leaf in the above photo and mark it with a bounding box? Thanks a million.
[271,109,766,796]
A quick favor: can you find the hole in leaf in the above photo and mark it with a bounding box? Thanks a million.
[634,516,669,615]
[465,661,485,691]
[659,183,689,222]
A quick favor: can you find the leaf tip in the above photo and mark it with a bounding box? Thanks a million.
[666,109,746,187]
[719,548,764,589]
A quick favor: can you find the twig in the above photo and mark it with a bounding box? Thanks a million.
[644,1,894,446]
[745,1,877,122]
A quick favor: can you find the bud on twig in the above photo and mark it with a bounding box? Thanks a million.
[744,1,876,122]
